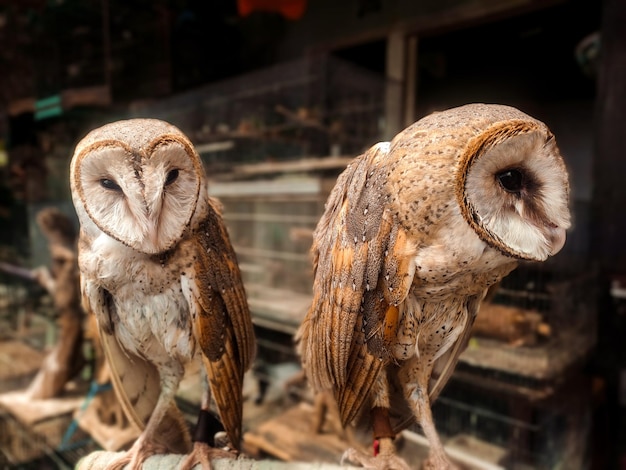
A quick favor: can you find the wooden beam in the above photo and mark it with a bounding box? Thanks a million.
[7,98,35,116]
[61,85,111,109]
[309,0,565,55]
[404,34,418,127]
[384,29,405,140]
[592,0,626,273]
[396,0,566,38]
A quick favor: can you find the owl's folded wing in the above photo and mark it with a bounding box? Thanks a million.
[428,293,483,402]
[297,142,417,426]
[81,278,160,430]
[182,198,255,450]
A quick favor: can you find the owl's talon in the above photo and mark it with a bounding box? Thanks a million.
[105,435,169,470]
[421,454,460,470]
[341,447,411,470]
[178,442,237,470]
[102,454,131,470]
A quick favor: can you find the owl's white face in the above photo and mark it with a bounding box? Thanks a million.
[463,130,571,261]
[72,137,202,255]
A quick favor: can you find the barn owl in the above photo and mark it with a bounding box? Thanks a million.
[297,104,570,469]
[70,119,255,470]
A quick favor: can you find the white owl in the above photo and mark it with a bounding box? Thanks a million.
[70,119,255,469]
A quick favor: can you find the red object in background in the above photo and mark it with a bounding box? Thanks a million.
[237,0,307,20]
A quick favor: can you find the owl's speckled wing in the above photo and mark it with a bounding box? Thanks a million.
[298,143,417,426]
[182,198,256,450]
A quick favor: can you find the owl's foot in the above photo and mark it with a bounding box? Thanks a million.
[99,453,131,470]
[105,435,169,470]
[421,452,460,470]
[178,442,236,470]
[341,446,411,470]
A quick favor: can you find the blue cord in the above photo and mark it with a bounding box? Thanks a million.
[58,381,112,451]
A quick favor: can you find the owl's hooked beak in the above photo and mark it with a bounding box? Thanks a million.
[141,191,167,254]
[146,221,161,253]
[129,201,163,254]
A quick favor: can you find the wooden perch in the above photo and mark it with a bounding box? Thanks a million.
[283,370,368,455]
[26,207,85,399]
[77,451,347,470]
[0,261,36,280]
[472,301,551,347]
[274,105,327,132]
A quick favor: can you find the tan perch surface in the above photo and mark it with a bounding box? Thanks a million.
[77,451,347,469]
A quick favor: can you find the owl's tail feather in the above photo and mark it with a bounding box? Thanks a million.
[201,335,244,451]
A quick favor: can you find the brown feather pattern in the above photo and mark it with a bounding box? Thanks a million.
[298,104,571,467]
[186,198,255,449]
[299,142,416,425]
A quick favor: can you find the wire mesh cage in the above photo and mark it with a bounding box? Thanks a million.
[0,403,99,469]
[426,207,595,469]
[460,265,596,387]
[128,54,392,173]
[152,55,395,335]
[427,371,591,469]
[210,175,329,327]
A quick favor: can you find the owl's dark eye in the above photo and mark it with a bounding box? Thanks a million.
[165,169,179,186]
[497,169,524,194]
[100,178,122,191]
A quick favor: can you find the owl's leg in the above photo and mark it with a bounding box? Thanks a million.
[341,375,411,470]
[311,390,329,433]
[107,364,189,470]
[179,382,236,470]
[405,379,458,470]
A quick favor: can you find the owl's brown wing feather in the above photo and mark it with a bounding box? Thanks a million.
[183,198,255,449]
[98,327,160,429]
[299,143,416,426]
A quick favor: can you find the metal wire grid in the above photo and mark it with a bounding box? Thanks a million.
[0,405,99,470]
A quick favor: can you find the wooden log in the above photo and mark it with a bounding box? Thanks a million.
[472,302,550,347]
[26,208,84,400]
[76,451,347,470]
[0,340,44,393]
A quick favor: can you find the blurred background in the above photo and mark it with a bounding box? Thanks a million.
[0,0,622,468]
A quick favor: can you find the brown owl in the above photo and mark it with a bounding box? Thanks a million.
[70,119,255,470]
[297,104,570,469]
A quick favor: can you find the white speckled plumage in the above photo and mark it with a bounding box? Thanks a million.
[70,119,255,470]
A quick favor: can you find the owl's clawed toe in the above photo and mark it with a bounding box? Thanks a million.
[178,442,237,470]
[341,447,412,470]
[421,452,460,470]
[106,436,169,470]
[102,453,131,470]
